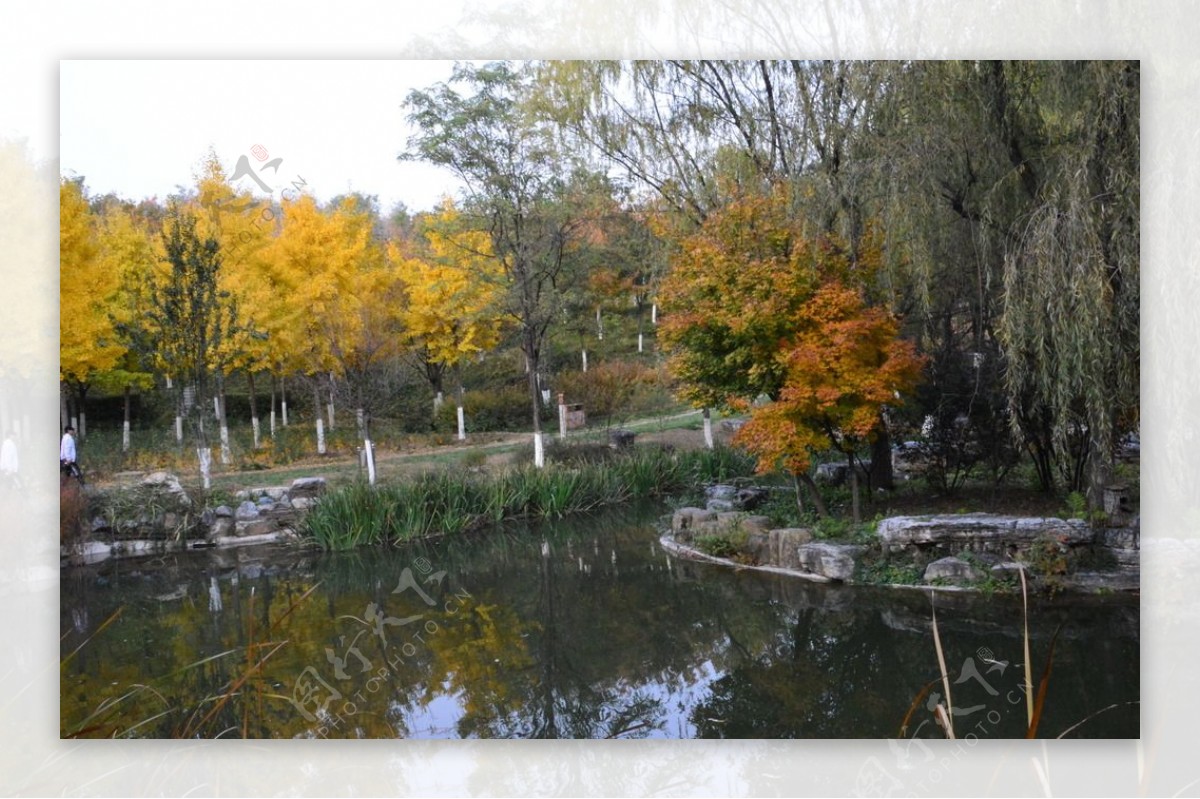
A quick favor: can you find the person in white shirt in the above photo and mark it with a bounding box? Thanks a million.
[60,425,82,484]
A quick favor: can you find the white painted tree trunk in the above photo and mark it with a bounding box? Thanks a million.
[541,388,551,406]
[596,307,603,340]
[71,415,78,436]
[281,377,289,426]
[434,391,444,414]
[638,332,644,353]
[270,408,276,436]
[456,405,466,441]
[219,423,231,464]
[213,396,220,419]
[327,400,335,430]
[558,401,568,440]
[175,415,183,442]
[533,432,545,468]
[651,303,658,325]
[582,349,588,372]
[165,376,172,389]
[252,416,260,449]
[281,398,289,426]
[356,407,365,439]
[122,420,130,451]
[197,447,212,490]
[364,438,376,485]
[703,408,714,449]
[316,417,326,455]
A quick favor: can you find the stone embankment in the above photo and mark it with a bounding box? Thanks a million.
[63,472,326,565]
[664,487,1139,593]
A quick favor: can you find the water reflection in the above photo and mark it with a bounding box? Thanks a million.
[60,502,1138,738]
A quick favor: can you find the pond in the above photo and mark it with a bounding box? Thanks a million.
[60,502,1139,739]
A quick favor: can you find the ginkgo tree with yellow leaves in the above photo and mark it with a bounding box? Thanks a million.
[260,193,399,462]
[60,178,125,440]
[398,199,505,438]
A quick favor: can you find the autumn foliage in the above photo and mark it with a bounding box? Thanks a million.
[733,281,925,475]
[659,183,925,478]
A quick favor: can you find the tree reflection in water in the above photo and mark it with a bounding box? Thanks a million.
[60,502,1139,739]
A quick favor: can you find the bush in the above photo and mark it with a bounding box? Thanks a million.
[434,385,553,433]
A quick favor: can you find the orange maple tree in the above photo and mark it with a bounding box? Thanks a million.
[733,281,926,519]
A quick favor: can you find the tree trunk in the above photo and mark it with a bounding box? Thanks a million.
[326,372,336,430]
[848,452,862,524]
[217,376,231,465]
[702,407,714,449]
[270,376,277,436]
[798,471,829,517]
[525,334,544,468]
[122,384,131,452]
[456,384,466,441]
[248,371,260,449]
[313,381,326,455]
[596,307,603,340]
[281,375,289,426]
[790,471,806,516]
[869,414,894,491]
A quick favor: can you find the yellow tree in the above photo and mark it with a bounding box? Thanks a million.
[262,194,374,454]
[60,178,123,439]
[191,153,276,455]
[94,201,158,451]
[399,200,504,436]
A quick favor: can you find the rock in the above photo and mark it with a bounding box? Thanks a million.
[141,472,192,506]
[236,518,277,537]
[739,515,772,534]
[290,496,316,511]
[743,531,770,563]
[672,507,716,536]
[877,514,1093,554]
[706,498,737,512]
[235,501,261,521]
[257,495,275,507]
[290,477,327,498]
[200,507,215,527]
[720,419,746,433]
[609,429,637,448]
[214,505,234,518]
[768,528,814,569]
[797,542,864,581]
[207,517,234,541]
[706,484,738,501]
[735,487,769,510]
[990,561,1029,578]
[162,512,179,530]
[90,516,110,534]
[923,556,984,583]
[813,461,870,487]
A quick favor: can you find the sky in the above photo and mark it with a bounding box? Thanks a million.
[60,60,472,214]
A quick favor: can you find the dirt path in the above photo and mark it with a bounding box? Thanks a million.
[97,410,734,490]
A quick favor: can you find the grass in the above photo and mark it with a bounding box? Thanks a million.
[303,444,759,550]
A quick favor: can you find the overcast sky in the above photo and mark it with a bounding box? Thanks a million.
[60,60,472,214]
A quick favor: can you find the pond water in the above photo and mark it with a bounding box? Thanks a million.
[60,502,1139,739]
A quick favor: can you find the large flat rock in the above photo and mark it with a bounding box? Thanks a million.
[877,513,1093,552]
